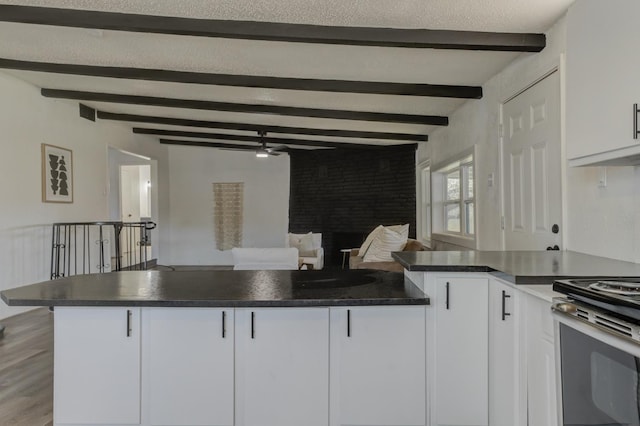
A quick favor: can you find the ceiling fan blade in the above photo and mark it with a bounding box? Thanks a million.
[268,151,282,156]
[219,147,250,152]
[266,144,289,153]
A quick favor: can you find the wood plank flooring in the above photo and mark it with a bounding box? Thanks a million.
[0,308,53,426]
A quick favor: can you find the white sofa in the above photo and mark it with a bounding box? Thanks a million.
[287,233,324,270]
[231,248,299,270]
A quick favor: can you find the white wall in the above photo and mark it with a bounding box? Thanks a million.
[0,71,170,320]
[167,145,290,265]
[418,16,567,250]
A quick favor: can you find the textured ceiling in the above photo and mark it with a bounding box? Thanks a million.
[0,0,575,152]
[0,0,574,31]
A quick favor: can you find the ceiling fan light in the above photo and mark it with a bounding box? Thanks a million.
[256,150,269,158]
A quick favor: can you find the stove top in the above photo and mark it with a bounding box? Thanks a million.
[553,277,640,323]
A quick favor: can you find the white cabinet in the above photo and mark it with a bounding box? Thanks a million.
[235,308,329,426]
[329,306,426,426]
[428,275,489,426]
[488,279,522,426]
[566,1,640,166]
[524,294,558,426]
[54,307,141,425]
[142,308,234,426]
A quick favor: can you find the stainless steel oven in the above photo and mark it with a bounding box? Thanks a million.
[553,294,640,426]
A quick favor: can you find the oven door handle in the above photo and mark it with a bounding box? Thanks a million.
[552,299,640,356]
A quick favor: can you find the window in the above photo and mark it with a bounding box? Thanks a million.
[417,161,431,245]
[432,150,475,247]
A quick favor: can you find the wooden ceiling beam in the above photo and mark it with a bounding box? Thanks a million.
[158,139,302,152]
[0,5,546,52]
[42,89,448,125]
[0,58,481,99]
[96,111,428,141]
[138,129,398,149]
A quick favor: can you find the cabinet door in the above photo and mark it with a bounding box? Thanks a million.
[526,295,558,426]
[329,306,426,426]
[54,307,141,425]
[235,308,329,426]
[434,277,488,426]
[488,280,520,426]
[142,308,234,426]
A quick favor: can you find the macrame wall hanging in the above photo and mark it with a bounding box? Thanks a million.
[213,182,244,250]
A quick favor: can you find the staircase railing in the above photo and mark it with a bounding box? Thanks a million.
[50,221,156,279]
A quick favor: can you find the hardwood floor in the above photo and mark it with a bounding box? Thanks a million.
[0,308,53,426]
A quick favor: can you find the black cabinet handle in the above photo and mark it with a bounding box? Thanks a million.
[222,311,226,338]
[501,290,511,321]
[126,310,132,337]
[347,309,351,337]
[445,282,450,310]
[251,311,255,339]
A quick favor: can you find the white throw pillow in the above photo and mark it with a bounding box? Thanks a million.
[386,223,409,239]
[358,225,384,257]
[289,232,316,257]
[362,227,408,262]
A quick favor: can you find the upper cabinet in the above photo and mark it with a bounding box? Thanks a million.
[566,1,640,166]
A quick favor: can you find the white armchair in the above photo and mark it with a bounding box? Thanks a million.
[287,232,324,270]
[231,248,299,270]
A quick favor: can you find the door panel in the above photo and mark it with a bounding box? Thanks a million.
[503,72,562,250]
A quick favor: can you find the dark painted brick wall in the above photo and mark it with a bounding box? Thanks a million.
[289,145,417,266]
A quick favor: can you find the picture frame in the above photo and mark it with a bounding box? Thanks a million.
[42,143,73,203]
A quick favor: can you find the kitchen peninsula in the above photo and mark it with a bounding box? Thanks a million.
[1,270,428,426]
[5,251,640,426]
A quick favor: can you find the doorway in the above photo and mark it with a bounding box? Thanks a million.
[119,164,152,268]
[501,71,562,250]
[120,164,151,223]
[107,147,156,268]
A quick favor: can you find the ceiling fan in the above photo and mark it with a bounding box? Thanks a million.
[255,131,288,158]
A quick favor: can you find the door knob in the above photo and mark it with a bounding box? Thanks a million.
[552,224,559,234]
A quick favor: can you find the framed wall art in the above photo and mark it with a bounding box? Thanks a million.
[42,143,73,203]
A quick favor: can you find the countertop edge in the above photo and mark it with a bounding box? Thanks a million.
[3,298,429,308]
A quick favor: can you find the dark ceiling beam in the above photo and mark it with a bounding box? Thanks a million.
[97,111,428,141]
[0,58,482,99]
[138,129,391,149]
[0,5,546,52]
[42,89,448,126]
[158,139,305,152]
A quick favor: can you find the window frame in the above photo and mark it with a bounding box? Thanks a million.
[416,160,432,247]
[431,147,477,249]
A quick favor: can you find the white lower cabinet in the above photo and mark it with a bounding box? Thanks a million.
[234,308,329,426]
[428,275,489,426]
[54,307,141,426]
[142,308,234,426]
[329,306,426,426]
[488,279,522,426]
[54,304,428,426]
[524,294,558,426]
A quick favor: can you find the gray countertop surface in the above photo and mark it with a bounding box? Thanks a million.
[392,250,640,284]
[0,270,428,308]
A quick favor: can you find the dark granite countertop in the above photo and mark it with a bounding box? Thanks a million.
[0,270,428,308]
[393,250,640,284]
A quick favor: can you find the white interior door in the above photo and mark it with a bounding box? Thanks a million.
[502,71,562,250]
